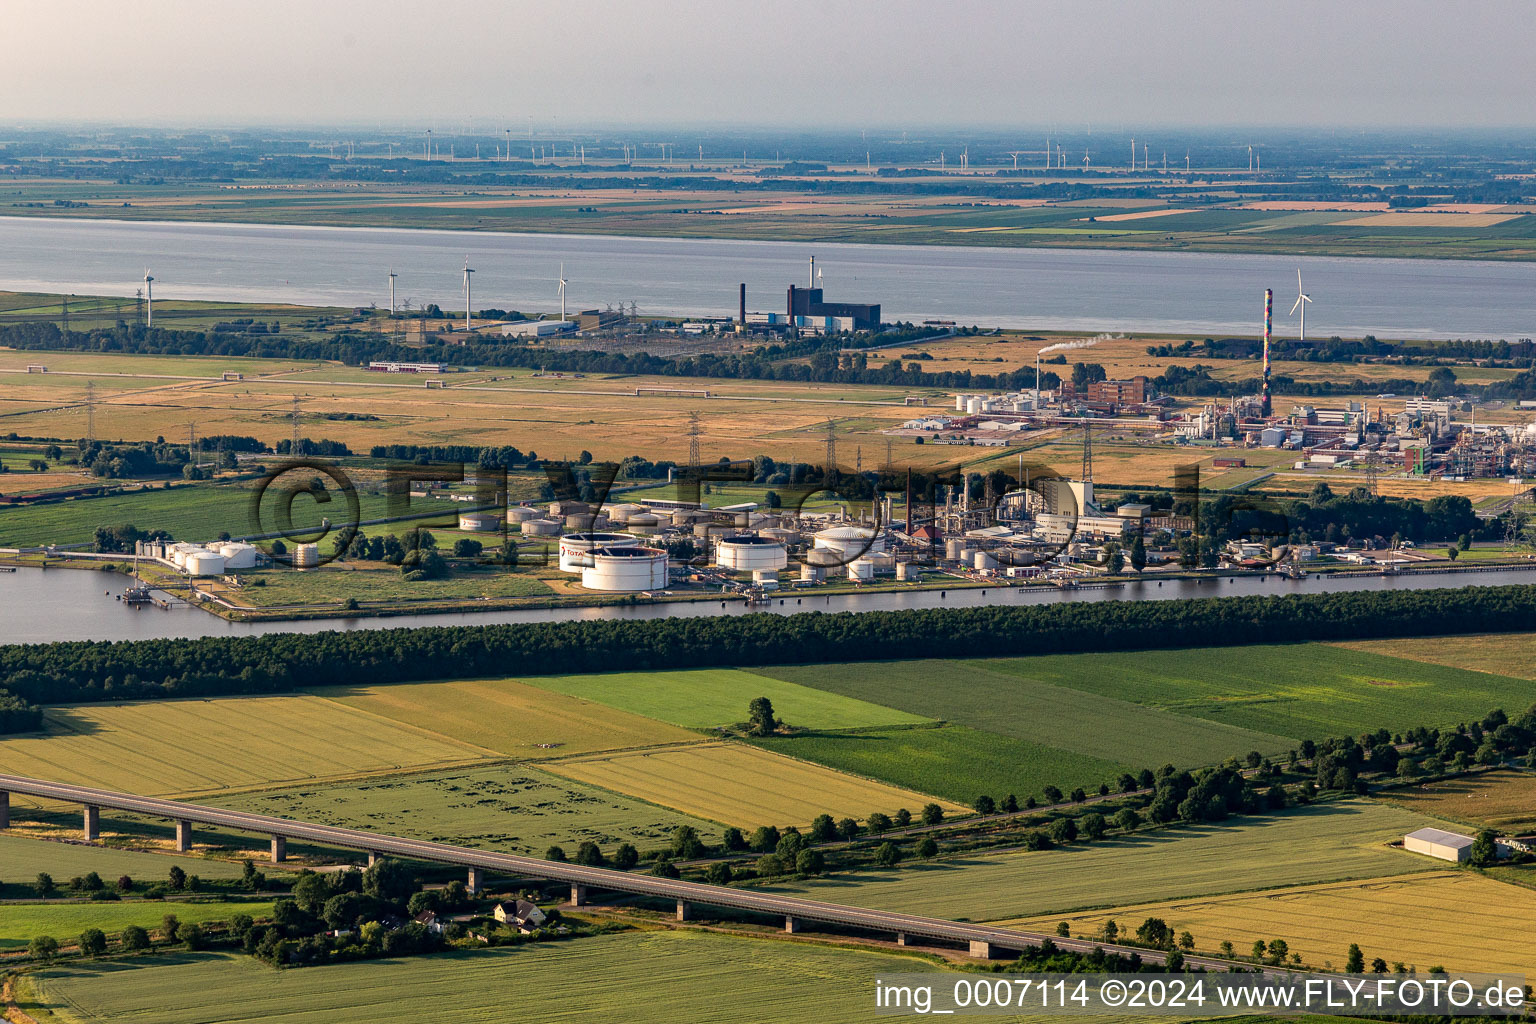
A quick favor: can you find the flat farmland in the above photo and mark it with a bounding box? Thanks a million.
[316,677,700,757]
[226,563,554,608]
[1376,771,1536,833]
[207,763,721,854]
[765,801,1440,924]
[1024,872,1536,975]
[1335,633,1536,680]
[16,931,948,1024]
[0,900,274,951]
[983,644,1536,739]
[0,696,492,799]
[0,834,246,885]
[515,668,930,731]
[765,659,1296,768]
[542,741,962,828]
[750,724,1130,806]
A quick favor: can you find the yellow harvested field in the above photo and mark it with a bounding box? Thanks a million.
[316,677,700,758]
[1337,213,1518,228]
[0,696,493,799]
[1083,208,1183,222]
[1376,772,1536,833]
[1017,872,1536,974]
[1335,633,1536,680]
[542,741,963,828]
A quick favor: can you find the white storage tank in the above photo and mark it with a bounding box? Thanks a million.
[715,535,789,572]
[974,550,999,571]
[506,505,540,524]
[184,551,226,577]
[218,543,259,570]
[895,561,917,581]
[753,569,779,590]
[521,518,563,537]
[847,559,875,582]
[458,512,502,532]
[945,538,966,561]
[292,543,320,569]
[625,513,662,535]
[581,546,669,591]
[813,525,884,561]
[966,396,984,415]
[760,526,801,546]
[801,562,826,582]
[169,542,200,568]
[672,509,711,527]
[607,503,647,524]
[558,532,639,572]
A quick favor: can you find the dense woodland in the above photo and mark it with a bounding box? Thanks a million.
[1,585,1533,729]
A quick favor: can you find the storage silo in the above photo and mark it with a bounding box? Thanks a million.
[292,543,320,568]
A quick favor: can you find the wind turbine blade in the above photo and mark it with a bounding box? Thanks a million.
[1289,297,1303,315]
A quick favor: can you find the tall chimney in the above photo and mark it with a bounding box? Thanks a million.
[808,255,815,289]
[787,285,796,322]
[739,283,746,325]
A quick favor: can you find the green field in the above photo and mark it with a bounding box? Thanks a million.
[762,801,1442,924]
[516,668,931,731]
[0,899,272,950]
[15,930,943,1024]
[0,835,248,885]
[205,764,722,854]
[982,644,1536,739]
[231,563,554,607]
[766,659,1297,767]
[751,724,1131,806]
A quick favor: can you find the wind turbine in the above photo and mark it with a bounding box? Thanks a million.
[462,257,474,332]
[557,263,568,322]
[144,269,154,328]
[1289,268,1312,342]
[388,271,397,316]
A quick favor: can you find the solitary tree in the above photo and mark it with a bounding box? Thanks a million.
[79,928,107,957]
[28,935,58,962]
[921,803,944,825]
[1346,943,1365,973]
[747,697,778,736]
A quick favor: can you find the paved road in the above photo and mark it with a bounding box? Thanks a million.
[0,772,1241,966]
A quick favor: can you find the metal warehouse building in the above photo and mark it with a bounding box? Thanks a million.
[1403,827,1474,863]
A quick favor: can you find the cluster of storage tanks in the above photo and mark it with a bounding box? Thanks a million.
[137,539,263,577]
[554,531,670,592]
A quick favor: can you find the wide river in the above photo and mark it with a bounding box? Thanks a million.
[2,216,1534,339]
[3,564,1532,645]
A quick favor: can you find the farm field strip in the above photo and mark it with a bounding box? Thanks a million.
[1017,871,1536,976]
[313,678,702,758]
[1334,633,1536,681]
[1375,771,1536,833]
[764,659,1298,767]
[513,668,931,731]
[0,833,247,881]
[543,741,963,828]
[761,801,1444,924]
[0,900,274,951]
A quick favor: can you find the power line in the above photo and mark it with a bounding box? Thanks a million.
[686,410,701,469]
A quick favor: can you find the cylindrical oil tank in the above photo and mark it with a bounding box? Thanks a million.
[550,500,590,518]
[607,503,647,524]
[458,512,502,532]
[693,521,717,539]
[625,513,662,535]
[558,532,639,572]
[169,543,198,568]
[715,535,788,572]
[521,518,562,537]
[895,561,916,581]
[847,559,875,582]
[581,546,669,591]
[506,505,540,524]
[945,538,965,561]
[672,509,710,527]
[753,569,779,590]
[760,526,801,546]
[219,543,258,570]
[184,551,225,576]
[292,543,320,568]
[974,550,999,571]
[813,525,884,561]
[801,563,826,582]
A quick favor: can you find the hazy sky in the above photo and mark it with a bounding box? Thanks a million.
[6,0,1535,128]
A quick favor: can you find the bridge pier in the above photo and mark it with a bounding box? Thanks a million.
[676,899,692,922]
[896,932,908,947]
[466,867,483,894]
[570,883,588,906]
[784,915,801,934]
[83,804,100,842]
[968,940,999,959]
[0,791,9,829]
[270,835,286,863]
[175,820,192,852]
[366,852,379,868]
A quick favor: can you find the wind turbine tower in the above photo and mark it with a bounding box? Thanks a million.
[557,264,568,322]
[388,271,397,316]
[1289,269,1312,342]
[1262,288,1274,417]
[462,258,474,333]
[505,128,511,163]
[143,270,154,328]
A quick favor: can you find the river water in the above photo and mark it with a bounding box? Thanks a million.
[3,565,1532,645]
[2,216,1534,339]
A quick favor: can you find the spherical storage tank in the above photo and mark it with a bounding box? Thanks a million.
[184,551,226,577]
[813,525,884,561]
[714,535,788,572]
[217,542,258,570]
[581,546,669,592]
[458,512,502,532]
[558,532,639,572]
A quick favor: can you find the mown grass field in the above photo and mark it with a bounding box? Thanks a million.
[515,668,931,732]
[543,741,962,828]
[16,931,947,1024]
[1336,633,1536,682]
[207,764,721,854]
[230,564,554,607]
[765,801,1440,924]
[766,659,1296,768]
[1376,771,1536,833]
[0,696,492,798]
[983,644,1536,739]
[0,835,247,886]
[1024,871,1536,975]
[0,900,273,951]
[751,724,1131,806]
[316,678,700,758]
